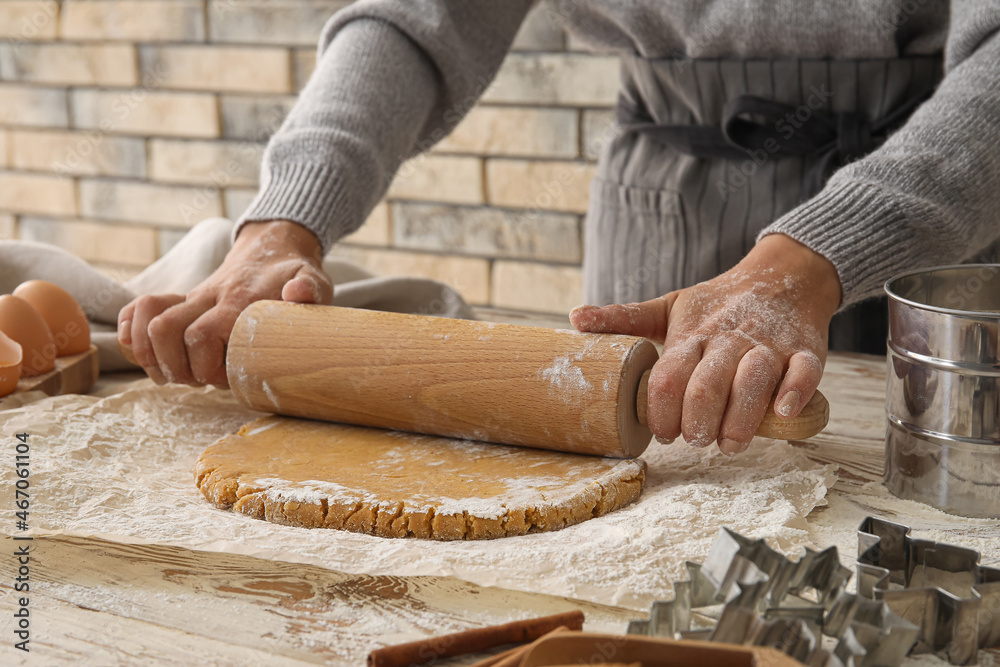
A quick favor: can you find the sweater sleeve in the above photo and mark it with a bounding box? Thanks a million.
[759,2,1000,307]
[235,0,533,251]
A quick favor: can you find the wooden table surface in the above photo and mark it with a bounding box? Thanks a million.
[0,344,993,666]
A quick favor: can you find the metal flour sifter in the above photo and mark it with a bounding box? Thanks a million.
[884,264,1000,518]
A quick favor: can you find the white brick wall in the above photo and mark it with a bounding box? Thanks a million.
[0,171,76,216]
[0,43,138,86]
[0,0,621,314]
[1,2,61,41]
[61,1,207,42]
[139,46,293,93]
[71,90,220,137]
[10,129,146,177]
[0,84,68,126]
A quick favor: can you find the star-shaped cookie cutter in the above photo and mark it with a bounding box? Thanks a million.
[627,524,918,666]
[627,516,1000,666]
[856,517,1000,665]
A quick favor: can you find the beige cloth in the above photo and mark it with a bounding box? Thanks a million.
[0,218,474,371]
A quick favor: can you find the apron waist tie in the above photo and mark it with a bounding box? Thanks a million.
[617,88,933,199]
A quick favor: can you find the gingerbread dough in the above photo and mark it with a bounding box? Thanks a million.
[195,416,646,540]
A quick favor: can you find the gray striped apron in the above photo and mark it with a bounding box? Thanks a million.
[584,54,943,353]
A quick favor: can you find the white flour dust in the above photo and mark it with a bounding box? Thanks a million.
[538,334,608,399]
[540,355,593,393]
[0,381,836,610]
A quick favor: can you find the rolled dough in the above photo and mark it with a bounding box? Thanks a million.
[195,416,646,540]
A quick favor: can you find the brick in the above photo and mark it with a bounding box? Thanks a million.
[79,180,223,227]
[331,247,490,304]
[294,48,317,92]
[150,139,264,187]
[0,84,68,128]
[582,109,616,160]
[341,203,390,246]
[483,54,619,106]
[388,155,483,205]
[492,261,582,313]
[209,0,349,46]
[437,107,577,158]
[511,1,565,51]
[71,90,219,138]
[0,171,76,216]
[0,43,137,86]
[220,95,296,141]
[10,129,146,178]
[486,159,596,214]
[223,187,258,219]
[393,202,580,263]
[140,46,292,94]
[0,2,60,40]
[61,1,205,42]
[0,213,15,239]
[19,217,157,267]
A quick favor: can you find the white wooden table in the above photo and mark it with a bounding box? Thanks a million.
[1,343,996,666]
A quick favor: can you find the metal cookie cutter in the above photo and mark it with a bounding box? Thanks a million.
[629,517,1000,666]
[627,525,919,666]
[857,517,1000,665]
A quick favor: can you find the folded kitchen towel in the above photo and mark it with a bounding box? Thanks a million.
[0,218,475,372]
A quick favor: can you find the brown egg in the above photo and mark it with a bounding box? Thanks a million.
[13,280,91,356]
[0,295,57,377]
[0,330,22,397]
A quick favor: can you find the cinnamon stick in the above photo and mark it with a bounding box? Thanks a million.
[367,610,585,667]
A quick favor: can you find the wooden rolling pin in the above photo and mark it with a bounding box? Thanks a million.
[218,302,828,458]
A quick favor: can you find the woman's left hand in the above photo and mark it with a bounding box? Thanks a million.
[570,234,842,455]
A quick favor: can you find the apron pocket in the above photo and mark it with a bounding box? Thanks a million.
[583,178,686,305]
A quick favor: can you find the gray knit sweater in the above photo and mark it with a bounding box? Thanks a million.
[237,0,1000,306]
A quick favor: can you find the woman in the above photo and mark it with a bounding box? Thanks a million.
[118,0,1000,454]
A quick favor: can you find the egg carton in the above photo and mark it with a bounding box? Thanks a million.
[628,517,1000,666]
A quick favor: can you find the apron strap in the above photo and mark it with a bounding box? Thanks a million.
[619,87,934,200]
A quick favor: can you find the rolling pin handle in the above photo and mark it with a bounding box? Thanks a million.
[634,367,829,441]
[118,340,139,367]
[636,369,651,427]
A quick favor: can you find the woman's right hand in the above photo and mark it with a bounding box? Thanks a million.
[117,220,333,387]
[571,234,841,455]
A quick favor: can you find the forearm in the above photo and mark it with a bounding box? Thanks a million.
[236,0,533,253]
[236,19,438,251]
[760,29,1000,306]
